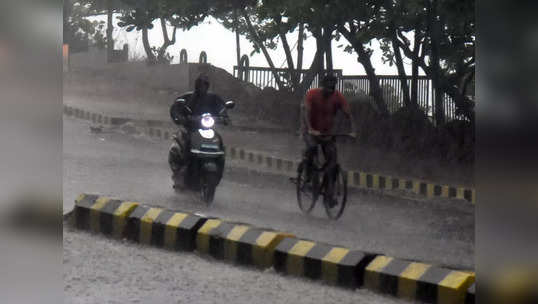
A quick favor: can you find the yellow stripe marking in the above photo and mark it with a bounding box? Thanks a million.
[163,213,189,250]
[253,232,295,268]
[437,271,474,304]
[442,186,450,198]
[139,208,163,245]
[385,176,393,190]
[196,219,222,254]
[112,201,139,239]
[224,225,250,261]
[412,181,420,194]
[456,187,465,199]
[359,172,368,188]
[427,184,435,198]
[90,197,111,233]
[372,174,380,189]
[321,247,349,284]
[399,179,407,190]
[75,193,86,203]
[397,262,431,299]
[347,171,354,186]
[365,256,393,291]
[287,240,316,276]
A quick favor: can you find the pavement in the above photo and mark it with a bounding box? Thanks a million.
[64,224,410,304]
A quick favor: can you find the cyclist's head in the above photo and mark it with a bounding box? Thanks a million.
[321,73,338,95]
[195,74,210,95]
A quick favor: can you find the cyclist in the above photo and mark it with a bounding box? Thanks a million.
[301,73,356,207]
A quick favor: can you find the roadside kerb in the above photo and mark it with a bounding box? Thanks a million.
[364,255,475,304]
[67,193,475,303]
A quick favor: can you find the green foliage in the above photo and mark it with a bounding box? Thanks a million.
[63,0,107,52]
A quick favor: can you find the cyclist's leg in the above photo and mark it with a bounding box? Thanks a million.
[302,134,317,181]
[322,138,338,205]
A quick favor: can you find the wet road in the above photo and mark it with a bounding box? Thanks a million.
[63,116,474,270]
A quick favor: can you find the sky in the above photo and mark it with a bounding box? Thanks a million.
[90,15,416,77]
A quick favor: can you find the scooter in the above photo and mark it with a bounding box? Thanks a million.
[168,97,235,205]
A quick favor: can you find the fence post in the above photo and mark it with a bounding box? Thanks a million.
[180,49,188,64]
[239,55,249,81]
[199,51,207,64]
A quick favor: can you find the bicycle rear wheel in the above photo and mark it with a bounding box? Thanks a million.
[324,165,347,220]
[296,161,318,214]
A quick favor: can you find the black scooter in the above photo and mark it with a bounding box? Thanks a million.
[168,97,235,205]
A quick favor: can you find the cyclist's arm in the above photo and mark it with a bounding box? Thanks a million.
[304,97,320,136]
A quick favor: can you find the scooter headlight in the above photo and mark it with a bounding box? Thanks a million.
[199,129,215,139]
[201,115,215,128]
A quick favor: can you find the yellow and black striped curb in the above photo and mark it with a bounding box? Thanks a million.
[63,105,476,204]
[364,255,475,304]
[67,193,475,303]
[125,204,208,252]
[196,219,295,268]
[226,146,476,204]
[70,193,139,239]
[273,237,378,288]
[63,105,122,126]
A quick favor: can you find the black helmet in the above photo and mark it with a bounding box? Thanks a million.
[321,72,338,83]
[195,74,210,91]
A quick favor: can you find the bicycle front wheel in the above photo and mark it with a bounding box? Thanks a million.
[324,165,347,220]
[296,161,318,214]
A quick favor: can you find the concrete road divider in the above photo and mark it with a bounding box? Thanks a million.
[196,219,294,268]
[273,237,377,288]
[68,194,476,303]
[71,193,139,239]
[364,255,475,304]
[126,205,207,251]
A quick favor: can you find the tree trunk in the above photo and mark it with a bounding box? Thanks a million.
[338,24,387,114]
[297,47,324,96]
[142,28,156,64]
[296,23,305,82]
[411,30,420,107]
[241,11,285,90]
[325,27,333,72]
[106,0,113,63]
[357,46,388,115]
[156,18,176,64]
[391,33,411,108]
[234,10,241,67]
[276,17,296,89]
[429,0,445,124]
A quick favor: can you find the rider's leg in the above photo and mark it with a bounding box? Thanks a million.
[303,134,317,181]
[322,139,338,206]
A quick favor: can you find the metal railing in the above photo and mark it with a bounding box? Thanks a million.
[233,66,463,122]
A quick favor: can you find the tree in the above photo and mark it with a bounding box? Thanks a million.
[117,0,209,64]
[381,0,475,123]
[63,0,107,53]
[331,0,390,114]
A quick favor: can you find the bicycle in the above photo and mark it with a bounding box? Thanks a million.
[293,133,354,220]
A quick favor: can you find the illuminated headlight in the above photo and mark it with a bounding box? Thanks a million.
[199,129,215,139]
[201,115,215,128]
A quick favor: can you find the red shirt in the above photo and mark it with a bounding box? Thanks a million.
[305,88,350,133]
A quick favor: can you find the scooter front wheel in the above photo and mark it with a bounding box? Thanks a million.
[200,174,216,205]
